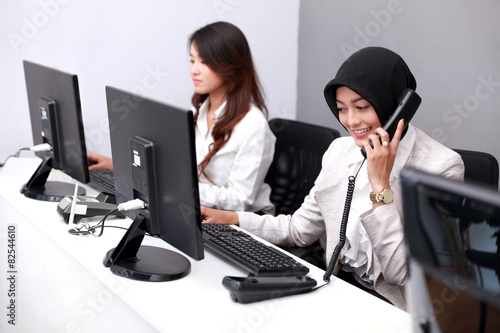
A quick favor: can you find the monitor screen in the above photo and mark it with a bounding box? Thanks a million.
[401,167,500,332]
[103,86,204,282]
[22,60,89,201]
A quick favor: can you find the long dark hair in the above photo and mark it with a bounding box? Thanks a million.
[189,21,268,182]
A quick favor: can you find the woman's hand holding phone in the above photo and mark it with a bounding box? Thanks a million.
[365,119,405,201]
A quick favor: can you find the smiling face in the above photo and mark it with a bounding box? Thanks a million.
[189,42,226,99]
[336,86,382,147]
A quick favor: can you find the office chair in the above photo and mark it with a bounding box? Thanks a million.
[453,149,499,189]
[265,118,340,268]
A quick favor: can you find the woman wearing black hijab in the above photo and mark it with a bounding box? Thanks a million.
[201,47,464,310]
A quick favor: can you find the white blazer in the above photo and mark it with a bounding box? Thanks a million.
[238,127,465,310]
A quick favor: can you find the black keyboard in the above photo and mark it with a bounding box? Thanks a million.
[202,223,309,277]
[89,169,116,195]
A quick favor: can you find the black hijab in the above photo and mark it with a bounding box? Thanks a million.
[324,47,417,127]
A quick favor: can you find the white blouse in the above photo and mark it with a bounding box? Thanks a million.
[193,100,276,214]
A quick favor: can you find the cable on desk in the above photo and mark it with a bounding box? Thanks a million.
[68,198,146,237]
[0,147,29,167]
[0,143,52,167]
[68,208,119,237]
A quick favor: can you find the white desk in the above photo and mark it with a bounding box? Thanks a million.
[0,156,412,332]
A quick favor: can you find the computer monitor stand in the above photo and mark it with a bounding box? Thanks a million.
[21,155,86,201]
[103,214,191,282]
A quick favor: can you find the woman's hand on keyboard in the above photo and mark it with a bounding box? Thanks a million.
[200,206,239,225]
[87,153,114,170]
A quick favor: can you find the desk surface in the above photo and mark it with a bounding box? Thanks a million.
[0,156,411,332]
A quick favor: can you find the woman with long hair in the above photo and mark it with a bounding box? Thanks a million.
[188,21,275,213]
[89,21,275,214]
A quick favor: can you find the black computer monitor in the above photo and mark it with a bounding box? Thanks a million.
[401,167,500,332]
[102,86,204,282]
[22,60,88,201]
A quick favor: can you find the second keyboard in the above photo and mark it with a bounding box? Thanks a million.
[202,223,309,277]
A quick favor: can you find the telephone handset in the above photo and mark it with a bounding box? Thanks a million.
[360,88,422,158]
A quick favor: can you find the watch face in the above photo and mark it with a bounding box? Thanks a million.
[370,189,394,203]
[382,189,394,203]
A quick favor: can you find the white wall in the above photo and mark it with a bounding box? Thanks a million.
[4,0,500,174]
[297,0,500,167]
[0,0,300,160]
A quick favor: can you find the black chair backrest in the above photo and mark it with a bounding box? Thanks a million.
[265,118,340,215]
[453,149,499,189]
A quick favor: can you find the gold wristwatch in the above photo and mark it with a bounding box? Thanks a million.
[369,188,394,204]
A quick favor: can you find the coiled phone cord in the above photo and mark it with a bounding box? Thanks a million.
[323,158,365,282]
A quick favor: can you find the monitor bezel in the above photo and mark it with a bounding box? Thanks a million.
[401,167,500,310]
